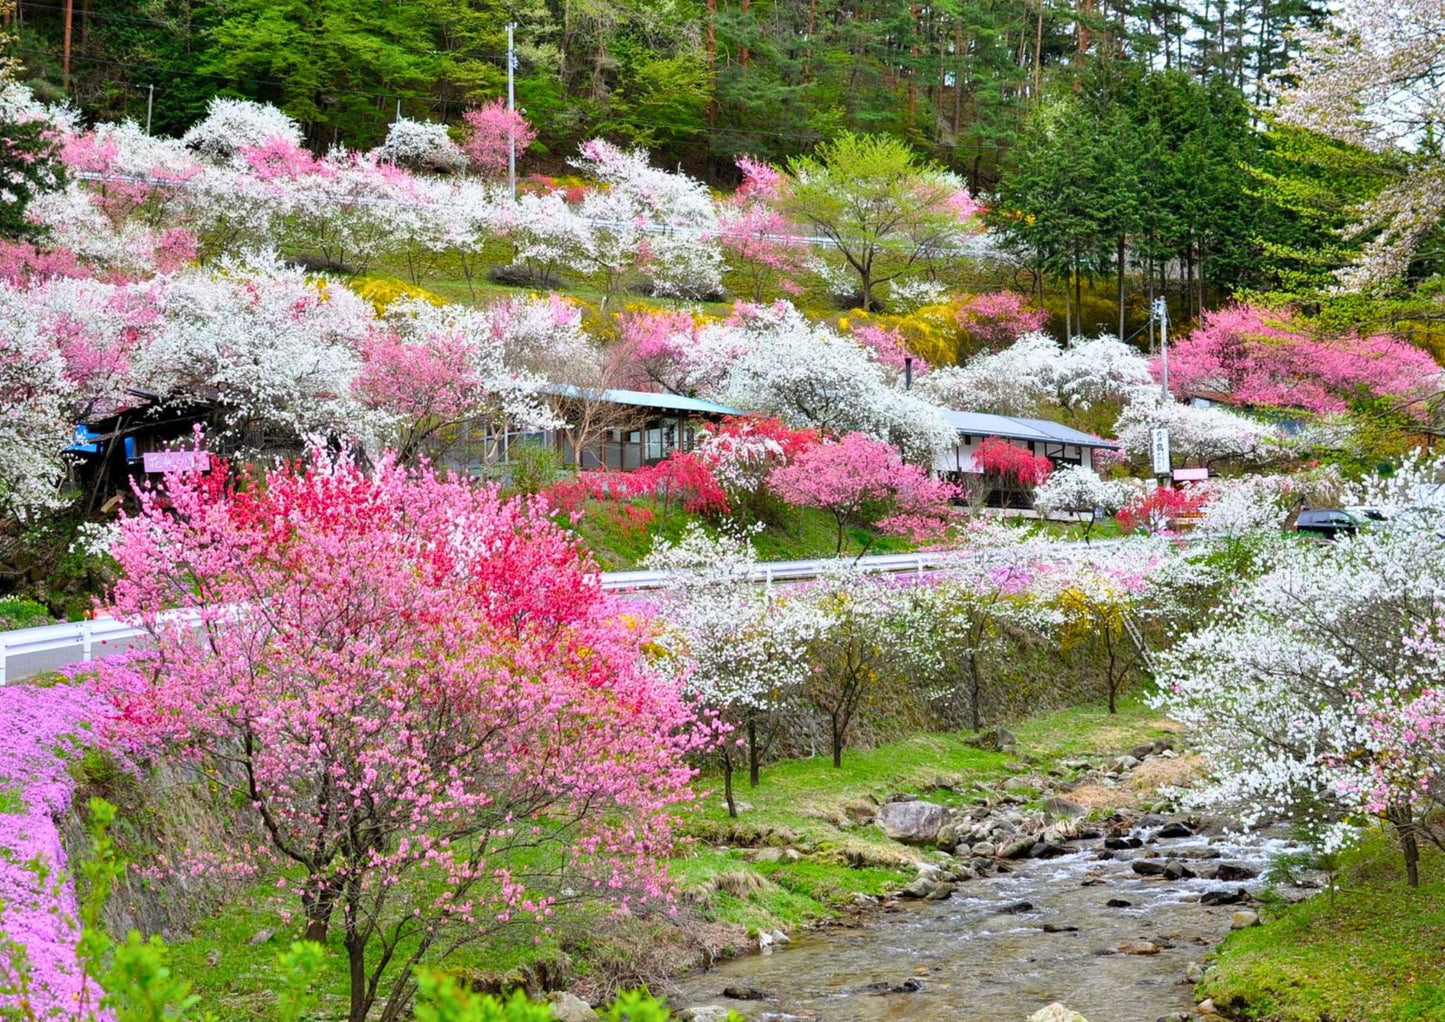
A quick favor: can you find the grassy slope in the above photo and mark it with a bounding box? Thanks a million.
[161,697,1174,1016]
[569,497,916,570]
[1202,840,1445,1021]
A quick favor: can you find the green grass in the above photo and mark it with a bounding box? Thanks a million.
[569,497,916,570]
[1202,838,1445,1021]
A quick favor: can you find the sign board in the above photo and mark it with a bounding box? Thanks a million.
[1149,428,1171,477]
[1173,467,1209,483]
[142,451,211,474]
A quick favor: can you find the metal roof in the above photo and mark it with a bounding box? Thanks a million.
[540,384,744,417]
[941,409,1120,449]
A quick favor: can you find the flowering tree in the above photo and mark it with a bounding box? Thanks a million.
[698,302,956,463]
[644,525,817,809]
[717,156,810,301]
[461,101,538,179]
[953,291,1049,353]
[372,118,467,173]
[769,432,957,552]
[797,566,901,767]
[894,557,1056,730]
[1158,522,1445,885]
[1117,485,1210,534]
[1115,394,1283,468]
[969,437,1053,509]
[1273,0,1445,287]
[694,415,820,523]
[781,133,980,310]
[1032,465,1132,539]
[1165,305,1439,416]
[96,452,705,1022]
[181,97,303,160]
[571,140,722,300]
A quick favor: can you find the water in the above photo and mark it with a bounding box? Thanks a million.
[673,827,1300,1021]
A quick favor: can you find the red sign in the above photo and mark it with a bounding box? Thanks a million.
[142,451,211,473]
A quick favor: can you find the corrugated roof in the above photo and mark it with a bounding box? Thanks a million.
[942,409,1119,449]
[540,384,744,416]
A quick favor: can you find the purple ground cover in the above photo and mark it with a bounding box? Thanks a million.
[0,682,110,1017]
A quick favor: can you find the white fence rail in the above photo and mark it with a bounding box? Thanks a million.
[0,543,1130,685]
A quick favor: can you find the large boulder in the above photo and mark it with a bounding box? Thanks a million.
[877,800,947,844]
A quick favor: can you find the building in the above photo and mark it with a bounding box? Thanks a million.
[443,385,744,476]
[932,410,1121,476]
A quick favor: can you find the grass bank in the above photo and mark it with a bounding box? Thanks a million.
[151,696,1178,1014]
[1201,838,1445,1021]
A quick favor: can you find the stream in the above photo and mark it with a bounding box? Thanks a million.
[673,822,1305,1021]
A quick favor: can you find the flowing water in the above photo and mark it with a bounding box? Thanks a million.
[673,825,1302,1021]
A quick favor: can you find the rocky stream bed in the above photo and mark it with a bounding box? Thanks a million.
[670,739,1322,1022]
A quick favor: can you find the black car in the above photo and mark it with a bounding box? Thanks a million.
[1294,508,1360,540]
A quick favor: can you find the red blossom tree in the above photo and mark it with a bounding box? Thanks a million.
[95,452,705,1022]
[1117,485,1210,533]
[769,432,958,552]
[974,437,1054,486]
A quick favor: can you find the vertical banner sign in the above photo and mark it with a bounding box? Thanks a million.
[1150,428,1172,477]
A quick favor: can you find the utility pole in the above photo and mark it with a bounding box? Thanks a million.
[1153,296,1170,401]
[62,0,73,89]
[145,84,154,135]
[507,22,517,201]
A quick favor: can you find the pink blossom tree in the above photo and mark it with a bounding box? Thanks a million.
[1165,305,1440,416]
[95,452,705,1022]
[769,432,957,552]
[717,156,810,301]
[461,101,538,179]
[954,291,1049,353]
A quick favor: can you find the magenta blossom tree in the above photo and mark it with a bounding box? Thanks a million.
[1164,305,1440,416]
[95,452,705,1022]
[461,101,538,179]
[770,432,958,552]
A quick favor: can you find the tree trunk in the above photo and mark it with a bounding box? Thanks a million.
[1390,807,1421,887]
[723,747,737,818]
[967,654,983,731]
[748,715,760,787]
[1117,233,1127,340]
[831,713,843,768]
[347,933,368,1022]
[302,879,338,942]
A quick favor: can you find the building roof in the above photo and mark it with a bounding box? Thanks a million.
[942,409,1120,449]
[540,384,744,417]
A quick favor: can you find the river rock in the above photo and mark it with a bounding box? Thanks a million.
[998,836,1037,859]
[1200,889,1246,907]
[1120,941,1161,955]
[1002,776,1038,793]
[1044,796,1086,818]
[1042,922,1079,933]
[1029,1002,1091,1021]
[1216,862,1258,882]
[925,882,956,901]
[679,1008,733,1022]
[722,985,769,1000]
[1111,754,1141,772]
[1031,842,1070,859]
[1105,836,1143,850]
[965,727,1017,751]
[1163,860,1197,881]
[1132,860,1168,877]
[1106,898,1132,908]
[969,841,996,857]
[1230,910,1260,929]
[998,900,1035,914]
[547,993,599,1022]
[1185,962,1205,983]
[899,876,936,899]
[1157,821,1195,839]
[877,800,946,844]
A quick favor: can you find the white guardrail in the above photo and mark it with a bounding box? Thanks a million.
[0,543,1130,686]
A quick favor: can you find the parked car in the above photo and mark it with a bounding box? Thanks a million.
[1294,508,1362,540]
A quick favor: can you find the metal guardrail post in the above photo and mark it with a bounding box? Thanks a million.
[81,620,93,661]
